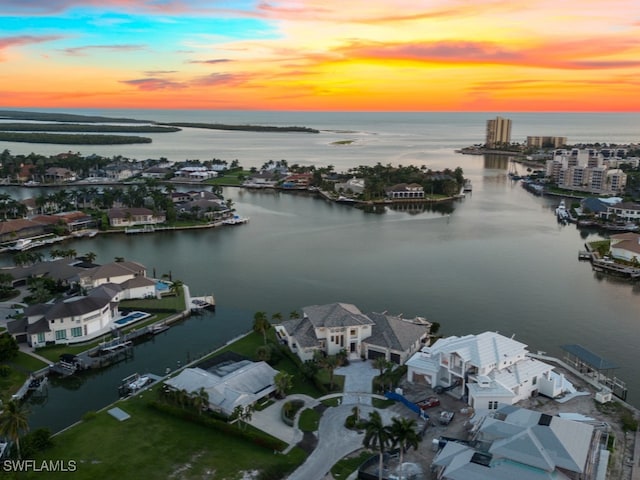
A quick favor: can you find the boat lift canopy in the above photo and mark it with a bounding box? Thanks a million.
[561,344,618,372]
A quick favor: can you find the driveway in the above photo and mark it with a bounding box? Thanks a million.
[286,404,396,480]
[335,360,379,405]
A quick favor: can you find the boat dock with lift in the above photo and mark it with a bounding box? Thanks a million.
[118,372,162,397]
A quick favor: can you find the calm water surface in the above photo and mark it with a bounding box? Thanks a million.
[0,111,639,430]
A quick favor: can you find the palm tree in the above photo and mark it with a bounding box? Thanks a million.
[373,356,390,376]
[273,371,293,398]
[169,279,183,296]
[84,251,97,263]
[192,387,209,415]
[289,310,300,319]
[323,355,340,391]
[389,416,420,473]
[0,400,30,459]
[252,311,270,344]
[362,411,392,480]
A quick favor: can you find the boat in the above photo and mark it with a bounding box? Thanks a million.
[463,180,472,192]
[555,200,570,224]
[150,324,170,335]
[11,238,32,251]
[118,373,152,397]
[223,215,249,225]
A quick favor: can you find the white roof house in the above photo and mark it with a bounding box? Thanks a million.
[432,405,598,480]
[406,332,560,410]
[164,360,277,416]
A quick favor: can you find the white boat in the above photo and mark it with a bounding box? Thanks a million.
[555,200,570,223]
[463,180,472,192]
[223,215,249,225]
[12,238,32,250]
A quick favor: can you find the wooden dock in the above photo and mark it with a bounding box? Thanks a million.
[591,259,640,280]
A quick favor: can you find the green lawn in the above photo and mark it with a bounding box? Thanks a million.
[10,351,49,371]
[119,290,186,312]
[0,364,27,404]
[26,393,306,480]
[0,352,50,403]
[298,408,320,432]
[204,170,251,186]
[330,450,373,479]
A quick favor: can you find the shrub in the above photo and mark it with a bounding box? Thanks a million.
[621,410,638,432]
[82,411,98,422]
[0,365,11,377]
[20,428,53,458]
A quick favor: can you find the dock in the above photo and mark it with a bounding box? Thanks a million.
[11,373,48,401]
[591,259,640,279]
[190,295,215,311]
[118,372,162,397]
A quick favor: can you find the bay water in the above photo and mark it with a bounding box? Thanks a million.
[1,110,639,431]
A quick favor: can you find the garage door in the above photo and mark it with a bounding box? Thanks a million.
[367,349,386,361]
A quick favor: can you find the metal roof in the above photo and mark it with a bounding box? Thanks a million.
[561,344,618,370]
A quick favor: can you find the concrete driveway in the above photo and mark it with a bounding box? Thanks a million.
[336,360,379,405]
[287,404,396,480]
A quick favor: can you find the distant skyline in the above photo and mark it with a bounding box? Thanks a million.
[1,1,639,112]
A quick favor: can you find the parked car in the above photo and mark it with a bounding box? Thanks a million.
[417,396,440,410]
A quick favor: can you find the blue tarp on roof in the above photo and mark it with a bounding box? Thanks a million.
[562,344,618,370]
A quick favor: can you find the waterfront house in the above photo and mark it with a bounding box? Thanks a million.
[406,331,561,410]
[170,192,192,203]
[432,405,600,480]
[281,173,313,188]
[103,162,140,181]
[30,211,96,233]
[609,232,640,263]
[44,167,76,183]
[601,201,640,222]
[385,183,425,200]
[334,177,365,195]
[8,284,122,347]
[0,218,51,243]
[243,171,280,188]
[77,260,147,290]
[141,166,173,179]
[274,303,431,363]
[107,207,166,227]
[174,166,219,181]
[164,360,278,416]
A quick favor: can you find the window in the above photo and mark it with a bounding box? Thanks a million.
[350,329,357,336]
[71,327,83,338]
[55,329,67,341]
[37,332,45,343]
[488,401,499,410]
[532,376,537,385]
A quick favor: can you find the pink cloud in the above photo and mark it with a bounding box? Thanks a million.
[190,72,249,87]
[0,35,62,50]
[120,77,187,90]
[333,37,640,71]
[188,58,232,64]
[0,0,258,16]
[61,44,146,56]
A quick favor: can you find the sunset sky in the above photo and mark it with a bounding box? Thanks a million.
[1,0,639,111]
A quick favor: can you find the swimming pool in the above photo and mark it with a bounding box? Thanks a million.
[114,311,150,327]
